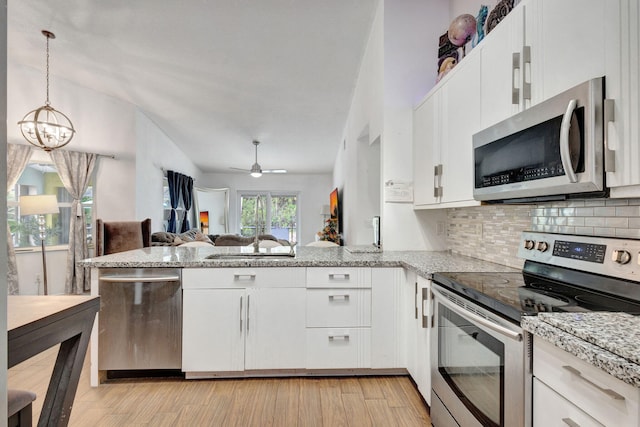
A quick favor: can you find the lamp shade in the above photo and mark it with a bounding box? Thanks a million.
[20,195,60,216]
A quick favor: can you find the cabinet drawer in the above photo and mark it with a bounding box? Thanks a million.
[534,337,639,427]
[306,289,371,327]
[306,328,371,369]
[534,378,603,427]
[306,267,371,288]
[182,267,305,289]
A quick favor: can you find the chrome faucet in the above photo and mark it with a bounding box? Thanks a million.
[253,196,261,253]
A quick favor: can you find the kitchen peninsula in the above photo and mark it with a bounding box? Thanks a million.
[80,245,517,389]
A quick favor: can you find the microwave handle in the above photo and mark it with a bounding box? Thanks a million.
[559,99,578,183]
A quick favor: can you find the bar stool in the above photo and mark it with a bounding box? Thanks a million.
[8,389,36,427]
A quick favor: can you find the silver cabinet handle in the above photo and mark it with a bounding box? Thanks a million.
[246,294,250,333]
[562,418,580,427]
[522,46,531,101]
[559,99,579,183]
[328,334,349,341]
[234,273,256,280]
[562,365,625,400]
[604,98,616,172]
[329,294,350,301]
[421,287,429,329]
[512,51,521,105]
[239,295,243,332]
[328,273,350,280]
[433,164,443,199]
[414,282,418,320]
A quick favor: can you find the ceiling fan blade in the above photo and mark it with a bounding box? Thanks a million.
[262,169,287,174]
[230,167,251,172]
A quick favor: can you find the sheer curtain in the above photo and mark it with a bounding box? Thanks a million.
[180,176,194,232]
[6,144,33,295]
[50,150,97,294]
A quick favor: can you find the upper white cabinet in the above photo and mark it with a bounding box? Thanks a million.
[480,0,614,129]
[479,4,525,128]
[606,1,640,195]
[413,52,481,209]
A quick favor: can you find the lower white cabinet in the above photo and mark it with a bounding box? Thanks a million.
[534,378,603,427]
[403,271,431,404]
[183,267,405,375]
[533,337,639,427]
[182,268,306,374]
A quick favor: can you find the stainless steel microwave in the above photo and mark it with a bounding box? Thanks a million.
[473,77,609,203]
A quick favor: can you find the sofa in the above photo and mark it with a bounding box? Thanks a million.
[151,230,287,247]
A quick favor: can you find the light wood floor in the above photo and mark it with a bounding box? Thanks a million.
[9,346,431,426]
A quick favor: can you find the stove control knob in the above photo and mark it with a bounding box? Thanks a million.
[612,249,631,265]
[523,240,535,250]
[536,241,549,252]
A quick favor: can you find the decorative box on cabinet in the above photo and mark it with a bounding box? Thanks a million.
[533,337,639,427]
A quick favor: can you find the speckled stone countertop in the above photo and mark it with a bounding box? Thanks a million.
[78,245,518,277]
[522,313,640,387]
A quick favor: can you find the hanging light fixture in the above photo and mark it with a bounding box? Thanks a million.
[18,30,75,152]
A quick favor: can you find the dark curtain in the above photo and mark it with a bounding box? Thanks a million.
[180,176,194,232]
[167,170,182,233]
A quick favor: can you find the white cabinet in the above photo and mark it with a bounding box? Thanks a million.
[182,268,306,375]
[413,52,481,209]
[402,271,431,404]
[182,288,245,372]
[605,1,640,195]
[479,0,615,129]
[533,337,639,427]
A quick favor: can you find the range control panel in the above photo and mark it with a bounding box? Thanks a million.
[518,231,640,281]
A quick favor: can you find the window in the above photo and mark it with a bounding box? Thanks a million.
[7,162,94,249]
[239,192,298,242]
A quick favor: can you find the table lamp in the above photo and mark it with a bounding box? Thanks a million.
[20,195,59,295]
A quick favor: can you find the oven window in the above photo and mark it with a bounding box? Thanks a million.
[438,304,504,427]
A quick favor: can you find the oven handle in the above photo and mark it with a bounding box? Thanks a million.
[559,98,578,183]
[432,287,523,342]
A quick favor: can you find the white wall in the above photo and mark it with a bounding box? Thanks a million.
[335,0,450,250]
[200,172,333,245]
[135,110,202,232]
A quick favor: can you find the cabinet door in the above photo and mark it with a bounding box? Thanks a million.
[182,289,245,372]
[414,276,431,404]
[606,1,640,193]
[440,54,482,206]
[403,271,418,379]
[479,3,525,128]
[533,379,604,427]
[371,268,403,369]
[244,288,306,370]
[525,0,610,106]
[413,92,441,207]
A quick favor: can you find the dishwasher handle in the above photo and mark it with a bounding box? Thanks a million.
[100,274,180,283]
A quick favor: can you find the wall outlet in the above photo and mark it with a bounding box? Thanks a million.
[474,223,483,237]
[437,222,446,236]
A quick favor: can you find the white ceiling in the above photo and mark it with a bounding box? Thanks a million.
[7,0,378,174]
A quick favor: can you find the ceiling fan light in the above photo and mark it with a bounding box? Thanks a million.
[250,162,262,178]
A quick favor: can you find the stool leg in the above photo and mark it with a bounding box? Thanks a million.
[19,403,33,427]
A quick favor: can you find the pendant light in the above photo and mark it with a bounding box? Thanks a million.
[18,30,75,152]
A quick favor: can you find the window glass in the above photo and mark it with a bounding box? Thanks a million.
[7,162,93,248]
[238,192,298,242]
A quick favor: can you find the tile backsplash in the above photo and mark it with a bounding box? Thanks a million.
[447,198,640,268]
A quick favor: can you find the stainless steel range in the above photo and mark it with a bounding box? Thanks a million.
[430,232,640,427]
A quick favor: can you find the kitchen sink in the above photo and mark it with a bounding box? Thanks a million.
[204,252,295,260]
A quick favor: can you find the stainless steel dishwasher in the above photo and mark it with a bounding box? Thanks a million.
[98,268,182,371]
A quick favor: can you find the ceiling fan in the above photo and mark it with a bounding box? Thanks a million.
[231,140,287,177]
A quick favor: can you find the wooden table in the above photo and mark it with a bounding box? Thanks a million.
[8,295,100,427]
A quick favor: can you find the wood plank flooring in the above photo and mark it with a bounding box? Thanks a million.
[9,345,431,426]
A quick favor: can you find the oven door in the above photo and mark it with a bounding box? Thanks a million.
[430,284,529,427]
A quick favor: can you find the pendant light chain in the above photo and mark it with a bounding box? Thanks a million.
[45,33,50,106]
